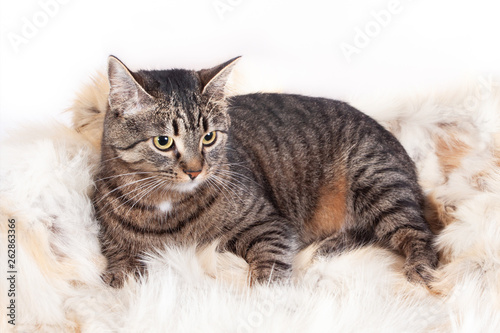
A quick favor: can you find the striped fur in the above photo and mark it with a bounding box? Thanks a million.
[95,56,437,287]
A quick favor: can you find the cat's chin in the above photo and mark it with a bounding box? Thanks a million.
[172,180,202,193]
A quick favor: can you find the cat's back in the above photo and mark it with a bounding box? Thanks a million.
[228,93,354,164]
[227,92,409,168]
[228,93,398,146]
[229,93,350,134]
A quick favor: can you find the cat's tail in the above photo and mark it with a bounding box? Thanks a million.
[69,71,109,150]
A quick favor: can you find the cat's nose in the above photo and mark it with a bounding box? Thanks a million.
[183,169,202,180]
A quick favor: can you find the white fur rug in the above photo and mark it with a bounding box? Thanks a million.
[1,71,500,332]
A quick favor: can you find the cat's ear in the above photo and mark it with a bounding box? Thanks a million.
[198,56,241,100]
[107,55,155,116]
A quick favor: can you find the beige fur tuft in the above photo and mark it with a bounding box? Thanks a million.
[70,72,109,150]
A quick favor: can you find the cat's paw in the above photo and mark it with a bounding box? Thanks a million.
[250,264,292,286]
[101,269,128,288]
[403,253,438,287]
[404,263,434,285]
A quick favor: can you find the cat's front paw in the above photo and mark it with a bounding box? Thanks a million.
[250,262,292,286]
[101,269,128,288]
[403,253,438,287]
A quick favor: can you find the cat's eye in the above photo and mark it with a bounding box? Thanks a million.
[153,136,174,151]
[202,131,217,146]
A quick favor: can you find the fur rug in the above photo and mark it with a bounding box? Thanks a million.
[1,68,499,332]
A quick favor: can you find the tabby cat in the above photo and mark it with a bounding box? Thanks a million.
[94,55,438,288]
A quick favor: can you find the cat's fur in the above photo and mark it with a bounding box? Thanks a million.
[94,56,438,287]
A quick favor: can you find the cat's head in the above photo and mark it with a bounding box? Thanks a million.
[102,55,239,193]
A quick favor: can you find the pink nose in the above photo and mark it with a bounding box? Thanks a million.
[183,169,202,180]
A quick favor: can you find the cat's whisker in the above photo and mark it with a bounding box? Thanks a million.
[210,175,246,198]
[213,168,259,188]
[208,176,239,205]
[125,179,166,216]
[209,174,247,204]
[114,179,164,215]
[93,175,159,205]
[218,161,259,178]
[98,156,123,164]
[218,160,245,166]
[94,171,159,182]
[206,177,238,208]
[95,178,160,216]
[211,170,257,196]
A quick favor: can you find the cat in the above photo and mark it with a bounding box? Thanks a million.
[93,55,438,288]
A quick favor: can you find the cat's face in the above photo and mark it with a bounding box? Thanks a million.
[102,56,238,193]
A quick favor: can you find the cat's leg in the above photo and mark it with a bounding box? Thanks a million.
[223,214,298,285]
[101,243,144,288]
[316,223,437,286]
[347,158,438,285]
[356,191,438,285]
[376,221,438,285]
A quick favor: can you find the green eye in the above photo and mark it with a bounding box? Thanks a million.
[202,131,217,146]
[153,136,174,151]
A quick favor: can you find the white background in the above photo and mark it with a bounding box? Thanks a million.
[1,0,499,138]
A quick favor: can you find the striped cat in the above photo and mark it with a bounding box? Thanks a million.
[94,56,438,288]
